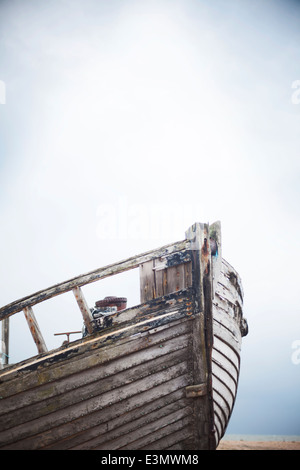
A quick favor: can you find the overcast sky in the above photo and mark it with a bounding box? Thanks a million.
[0,0,300,436]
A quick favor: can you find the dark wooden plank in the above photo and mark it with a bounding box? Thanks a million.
[0,370,192,450]
[52,380,190,450]
[120,412,192,450]
[45,388,188,450]
[142,425,193,451]
[84,400,192,450]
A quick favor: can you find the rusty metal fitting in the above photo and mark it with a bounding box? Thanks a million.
[95,296,127,311]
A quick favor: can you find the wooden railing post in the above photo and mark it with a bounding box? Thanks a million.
[72,287,94,334]
[23,307,48,354]
[1,317,9,369]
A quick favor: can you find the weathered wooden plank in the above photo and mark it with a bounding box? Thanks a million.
[213,295,236,319]
[0,294,193,396]
[184,261,192,289]
[44,383,189,450]
[0,330,191,418]
[2,326,191,413]
[213,310,242,347]
[209,221,222,299]
[213,402,226,440]
[0,239,189,320]
[0,366,191,449]
[218,269,243,302]
[139,260,155,302]
[215,279,243,310]
[23,307,47,354]
[212,348,239,384]
[140,255,192,303]
[222,259,244,300]
[72,286,94,334]
[142,425,193,451]
[213,377,234,422]
[155,261,167,298]
[0,311,193,423]
[118,410,193,450]
[0,343,190,431]
[0,318,9,369]
[185,222,215,449]
[80,400,192,450]
[212,366,237,402]
[46,388,188,450]
[213,335,240,370]
[166,264,185,294]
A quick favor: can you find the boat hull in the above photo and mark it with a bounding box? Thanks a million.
[212,259,246,444]
[0,290,209,450]
[0,222,247,450]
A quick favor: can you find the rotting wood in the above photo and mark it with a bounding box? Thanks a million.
[23,307,47,354]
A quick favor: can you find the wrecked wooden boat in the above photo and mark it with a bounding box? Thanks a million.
[0,222,248,450]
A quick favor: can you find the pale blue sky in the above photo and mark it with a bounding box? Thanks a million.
[0,0,299,435]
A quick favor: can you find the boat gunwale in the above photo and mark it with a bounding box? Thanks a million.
[0,239,190,320]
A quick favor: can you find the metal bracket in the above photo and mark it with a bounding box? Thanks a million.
[186,383,207,398]
[54,331,82,344]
